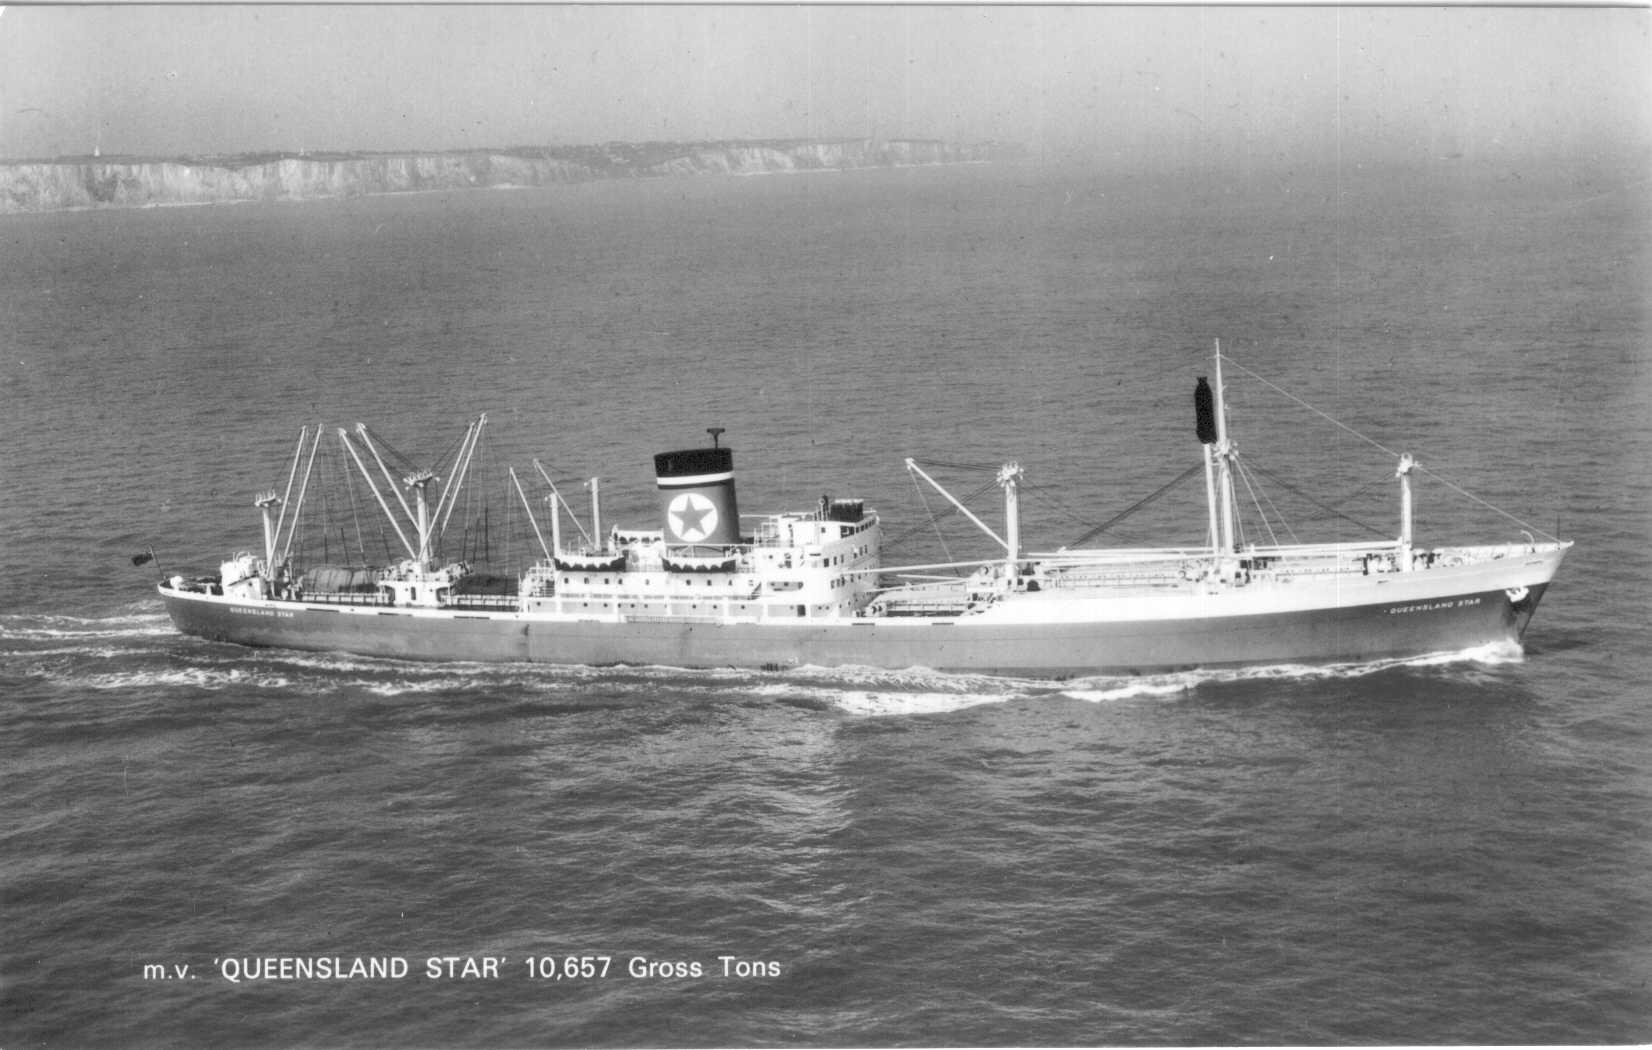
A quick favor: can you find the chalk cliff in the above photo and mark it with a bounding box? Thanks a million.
[0,138,1016,214]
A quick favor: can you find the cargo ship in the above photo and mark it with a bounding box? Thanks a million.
[151,346,1570,677]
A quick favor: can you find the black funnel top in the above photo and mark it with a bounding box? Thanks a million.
[1194,377,1218,445]
[655,446,734,478]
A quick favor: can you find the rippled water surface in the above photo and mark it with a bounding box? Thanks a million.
[2,161,1649,1046]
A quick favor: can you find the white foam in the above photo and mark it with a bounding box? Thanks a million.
[1396,639,1525,667]
[78,667,293,691]
[1061,677,1200,703]
[1059,640,1527,703]
[827,688,1019,717]
[788,662,1041,694]
[1216,639,1526,682]
[738,677,1019,717]
[13,645,145,660]
[356,678,461,697]
[1,612,173,641]
[260,650,437,676]
[36,638,1528,705]
[736,664,1037,716]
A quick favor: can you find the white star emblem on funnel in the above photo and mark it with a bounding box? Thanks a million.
[668,492,718,542]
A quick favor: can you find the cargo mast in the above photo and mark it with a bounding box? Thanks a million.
[1212,341,1238,557]
[1195,341,1240,573]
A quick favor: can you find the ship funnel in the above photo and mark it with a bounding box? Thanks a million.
[654,444,741,547]
[1194,377,1218,445]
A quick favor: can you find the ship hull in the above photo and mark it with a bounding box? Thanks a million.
[159,561,1558,677]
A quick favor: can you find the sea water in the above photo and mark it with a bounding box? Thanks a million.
[2,160,1649,1046]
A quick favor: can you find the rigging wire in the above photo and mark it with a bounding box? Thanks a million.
[910,459,1004,475]
[455,432,484,562]
[340,443,369,563]
[503,478,515,569]
[1231,455,1282,547]
[442,421,491,553]
[1220,353,1402,461]
[1325,472,1392,514]
[1223,351,1559,542]
[1244,461,1393,540]
[1019,480,1109,534]
[290,462,310,568]
[356,424,419,477]
[564,492,593,548]
[1246,456,1299,545]
[1414,464,1560,542]
[318,442,333,564]
[1059,462,1204,549]
[905,470,955,569]
[882,472,1002,562]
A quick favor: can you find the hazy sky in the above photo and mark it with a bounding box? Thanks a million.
[1,4,1647,169]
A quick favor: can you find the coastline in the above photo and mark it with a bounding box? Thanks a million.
[0,137,1019,215]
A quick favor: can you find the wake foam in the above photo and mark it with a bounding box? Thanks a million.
[10,624,1525,712]
[746,669,1027,717]
[0,611,172,641]
[1058,640,1525,704]
[79,667,294,692]
[1058,677,1200,704]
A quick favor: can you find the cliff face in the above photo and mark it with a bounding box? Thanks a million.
[0,138,1014,214]
[637,138,995,178]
